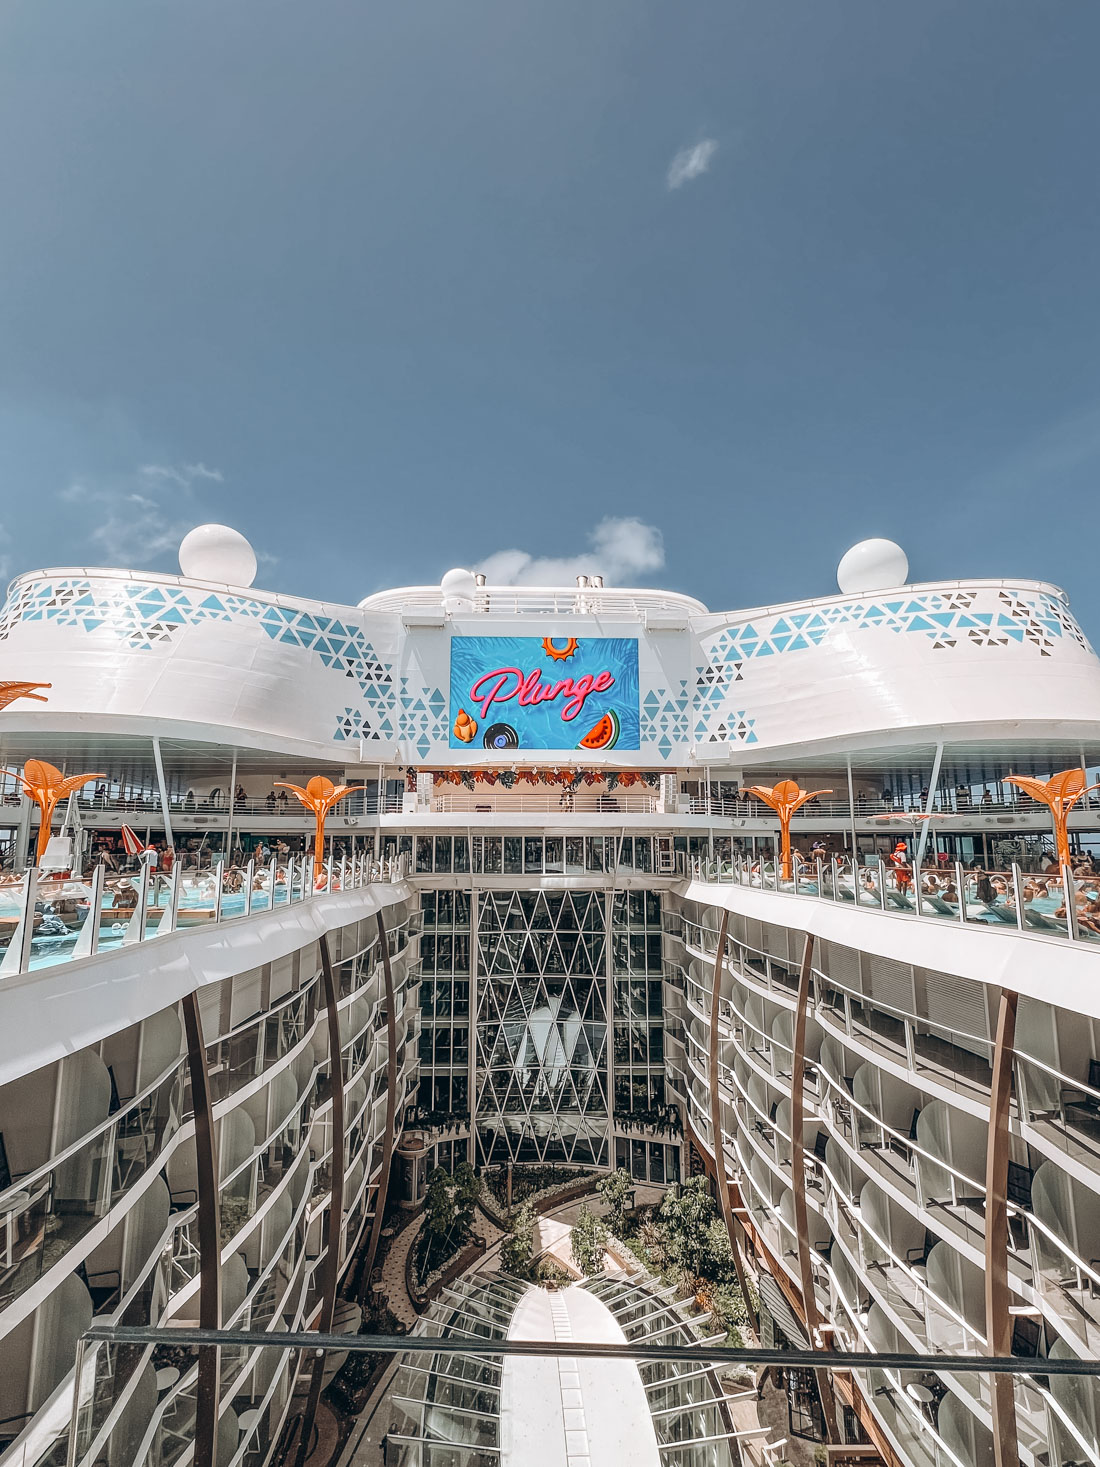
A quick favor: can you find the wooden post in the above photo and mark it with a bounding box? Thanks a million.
[985,988,1020,1467]
[182,992,221,1467]
[293,933,345,1467]
[707,908,759,1335]
[791,933,839,1442]
[359,911,400,1298]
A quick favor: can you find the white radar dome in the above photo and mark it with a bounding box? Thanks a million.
[441,567,477,610]
[836,538,909,595]
[179,524,257,587]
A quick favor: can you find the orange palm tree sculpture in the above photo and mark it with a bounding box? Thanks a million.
[1005,768,1099,870]
[744,779,833,881]
[274,776,355,868]
[0,681,51,711]
[16,759,105,864]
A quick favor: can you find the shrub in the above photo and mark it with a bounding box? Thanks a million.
[535,1256,573,1288]
[484,1163,591,1209]
[500,1202,536,1277]
[570,1203,608,1277]
[596,1167,634,1236]
[706,1281,751,1342]
[635,1218,668,1270]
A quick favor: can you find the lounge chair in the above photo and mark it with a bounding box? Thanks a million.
[978,902,1017,925]
[1023,906,1061,933]
[923,894,959,918]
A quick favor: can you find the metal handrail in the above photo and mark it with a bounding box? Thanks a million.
[0,852,409,978]
[688,854,1100,947]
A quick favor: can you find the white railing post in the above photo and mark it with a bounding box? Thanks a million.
[0,867,39,976]
[156,860,183,936]
[122,861,150,946]
[72,862,104,959]
[954,861,967,924]
[244,858,255,916]
[1062,864,1080,941]
[214,860,225,922]
[340,856,347,891]
[1011,863,1026,933]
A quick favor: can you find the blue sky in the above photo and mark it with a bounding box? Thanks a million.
[2,1,1100,628]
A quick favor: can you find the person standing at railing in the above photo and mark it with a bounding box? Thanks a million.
[888,840,912,893]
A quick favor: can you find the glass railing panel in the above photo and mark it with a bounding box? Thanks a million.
[0,1064,187,1309]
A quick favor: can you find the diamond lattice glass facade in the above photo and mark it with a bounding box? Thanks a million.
[476,888,609,1166]
[416,856,681,1174]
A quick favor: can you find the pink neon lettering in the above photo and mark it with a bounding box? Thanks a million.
[469,668,522,719]
[468,665,616,722]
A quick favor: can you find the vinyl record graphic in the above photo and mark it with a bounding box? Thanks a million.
[483,722,519,750]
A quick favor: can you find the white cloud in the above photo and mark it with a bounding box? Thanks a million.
[59,462,231,568]
[138,461,224,488]
[477,516,665,587]
[667,138,718,190]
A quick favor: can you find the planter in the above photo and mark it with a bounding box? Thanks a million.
[479,1170,600,1229]
[406,1231,487,1312]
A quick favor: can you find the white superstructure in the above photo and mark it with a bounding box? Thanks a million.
[0,532,1096,1467]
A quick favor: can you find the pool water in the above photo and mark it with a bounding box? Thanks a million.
[2,882,300,971]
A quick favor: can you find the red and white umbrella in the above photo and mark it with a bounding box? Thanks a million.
[119,825,146,857]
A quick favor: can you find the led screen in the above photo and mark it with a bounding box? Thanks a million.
[449,635,640,751]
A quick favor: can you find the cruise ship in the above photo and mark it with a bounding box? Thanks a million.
[0,526,1098,1467]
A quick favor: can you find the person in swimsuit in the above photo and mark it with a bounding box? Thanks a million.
[888,841,912,893]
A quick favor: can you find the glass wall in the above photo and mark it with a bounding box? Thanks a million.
[417,890,471,1122]
[476,889,609,1167]
[416,879,688,1176]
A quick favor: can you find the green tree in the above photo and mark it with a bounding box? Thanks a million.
[500,1202,536,1277]
[453,1161,480,1240]
[658,1177,734,1281]
[570,1203,608,1277]
[424,1167,456,1241]
[595,1167,634,1237]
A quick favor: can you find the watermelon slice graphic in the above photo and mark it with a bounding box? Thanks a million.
[577,710,620,750]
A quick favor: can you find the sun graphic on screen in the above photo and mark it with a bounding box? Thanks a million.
[541,637,579,661]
